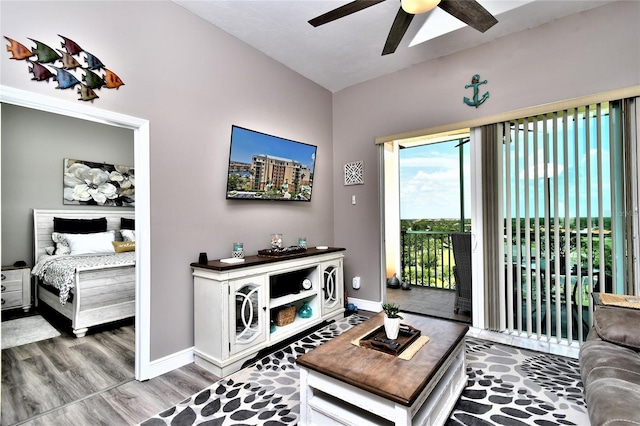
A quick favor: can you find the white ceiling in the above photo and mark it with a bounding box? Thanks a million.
[173,0,612,93]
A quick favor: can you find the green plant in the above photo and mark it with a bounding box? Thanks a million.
[381,303,403,319]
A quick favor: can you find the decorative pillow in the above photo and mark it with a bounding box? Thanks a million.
[594,307,640,350]
[53,217,107,234]
[64,231,116,255]
[112,241,135,253]
[121,229,135,242]
[51,232,72,255]
[45,246,56,255]
[121,217,135,230]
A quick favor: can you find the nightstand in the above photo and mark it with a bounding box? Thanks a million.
[1,265,32,313]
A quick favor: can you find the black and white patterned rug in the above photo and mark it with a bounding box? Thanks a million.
[140,315,588,426]
[448,338,588,425]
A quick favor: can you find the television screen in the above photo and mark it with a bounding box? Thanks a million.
[226,125,317,201]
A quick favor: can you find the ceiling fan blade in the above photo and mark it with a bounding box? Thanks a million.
[309,0,386,27]
[382,7,415,55]
[438,0,498,33]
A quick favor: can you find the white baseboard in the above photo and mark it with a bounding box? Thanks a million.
[144,346,195,380]
[467,327,580,359]
[346,297,382,314]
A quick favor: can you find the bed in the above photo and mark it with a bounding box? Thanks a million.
[32,209,136,337]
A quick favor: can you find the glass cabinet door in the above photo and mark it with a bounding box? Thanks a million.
[229,276,266,355]
[322,260,343,315]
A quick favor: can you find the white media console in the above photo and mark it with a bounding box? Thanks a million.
[192,247,346,377]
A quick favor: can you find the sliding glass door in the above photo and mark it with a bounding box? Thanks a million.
[380,93,638,349]
[503,100,636,343]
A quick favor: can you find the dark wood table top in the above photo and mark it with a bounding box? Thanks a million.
[190,247,345,271]
[296,312,468,406]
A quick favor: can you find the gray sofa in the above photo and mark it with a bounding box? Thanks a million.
[579,306,640,425]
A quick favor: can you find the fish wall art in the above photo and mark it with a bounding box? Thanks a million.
[4,35,124,102]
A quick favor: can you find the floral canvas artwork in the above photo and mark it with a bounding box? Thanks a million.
[63,158,134,207]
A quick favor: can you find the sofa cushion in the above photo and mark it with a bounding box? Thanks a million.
[580,308,640,426]
[580,339,640,388]
[594,307,640,350]
[584,377,640,426]
[580,338,640,426]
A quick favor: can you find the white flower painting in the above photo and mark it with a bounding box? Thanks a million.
[63,158,135,207]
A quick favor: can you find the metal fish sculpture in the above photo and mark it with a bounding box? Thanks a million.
[84,51,105,70]
[56,49,81,69]
[82,68,105,89]
[58,34,83,55]
[103,69,124,89]
[28,60,54,82]
[77,84,99,102]
[50,66,80,89]
[4,36,33,60]
[29,38,61,63]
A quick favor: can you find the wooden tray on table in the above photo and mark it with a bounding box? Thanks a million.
[359,324,421,356]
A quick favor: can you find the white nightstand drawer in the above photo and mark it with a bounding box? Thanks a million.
[1,291,22,309]
[2,268,25,283]
[1,279,23,293]
[1,266,32,312]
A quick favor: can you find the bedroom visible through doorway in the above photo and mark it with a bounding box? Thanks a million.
[1,85,151,382]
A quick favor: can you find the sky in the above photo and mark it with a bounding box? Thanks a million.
[399,140,470,220]
[228,126,316,172]
[400,113,614,222]
[506,116,613,219]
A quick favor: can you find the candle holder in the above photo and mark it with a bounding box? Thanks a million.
[270,234,283,249]
[232,242,244,258]
[298,237,307,249]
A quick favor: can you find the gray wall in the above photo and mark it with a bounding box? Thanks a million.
[332,1,640,305]
[1,104,134,266]
[0,0,334,361]
[1,0,638,363]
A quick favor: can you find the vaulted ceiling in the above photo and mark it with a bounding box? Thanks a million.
[173,0,613,92]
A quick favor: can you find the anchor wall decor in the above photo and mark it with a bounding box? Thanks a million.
[463,74,489,108]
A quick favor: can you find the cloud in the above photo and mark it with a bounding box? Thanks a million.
[400,164,461,219]
[399,143,466,219]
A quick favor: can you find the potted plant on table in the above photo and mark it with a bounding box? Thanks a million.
[382,302,403,340]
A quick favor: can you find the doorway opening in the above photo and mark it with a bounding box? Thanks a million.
[1,86,150,424]
[384,129,472,323]
[1,85,151,377]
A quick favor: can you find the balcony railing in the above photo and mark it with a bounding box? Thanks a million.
[401,231,456,290]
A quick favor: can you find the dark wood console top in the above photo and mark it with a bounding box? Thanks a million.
[191,247,346,271]
[296,312,468,406]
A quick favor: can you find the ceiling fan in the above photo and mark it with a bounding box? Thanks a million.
[308,0,498,56]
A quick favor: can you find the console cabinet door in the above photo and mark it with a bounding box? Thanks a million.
[229,275,267,355]
[321,259,343,316]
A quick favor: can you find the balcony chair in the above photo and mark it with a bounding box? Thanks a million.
[451,233,472,314]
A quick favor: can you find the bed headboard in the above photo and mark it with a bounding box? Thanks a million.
[33,209,135,261]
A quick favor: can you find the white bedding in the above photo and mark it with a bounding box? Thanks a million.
[32,252,135,304]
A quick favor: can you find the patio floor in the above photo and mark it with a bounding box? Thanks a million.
[386,285,471,323]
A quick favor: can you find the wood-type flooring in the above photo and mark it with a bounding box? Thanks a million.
[1,312,219,426]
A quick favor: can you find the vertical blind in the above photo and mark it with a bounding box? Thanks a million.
[501,101,633,344]
[481,125,503,331]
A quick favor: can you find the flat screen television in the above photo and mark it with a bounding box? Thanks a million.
[226,125,317,202]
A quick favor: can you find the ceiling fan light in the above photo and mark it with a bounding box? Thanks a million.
[401,0,441,15]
